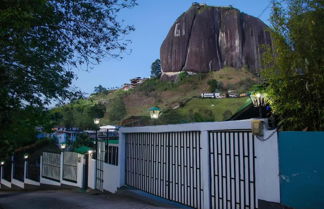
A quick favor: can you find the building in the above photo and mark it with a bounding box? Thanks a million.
[122,77,147,91]
[51,127,81,144]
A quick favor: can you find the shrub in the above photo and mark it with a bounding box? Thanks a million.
[207,79,219,92]
[178,71,188,81]
[107,96,127,122]
[222,110,233,120]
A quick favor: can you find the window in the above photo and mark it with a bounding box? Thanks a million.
[105,145,118,166]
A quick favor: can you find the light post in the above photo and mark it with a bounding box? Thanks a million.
[149,107,161,119]
[249,92,268,118]
[94,118,100,151]
[23,154,29,180]
[0,161,3,180]
[93,118,100,189]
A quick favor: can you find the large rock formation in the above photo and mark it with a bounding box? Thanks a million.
[160,5,272,77]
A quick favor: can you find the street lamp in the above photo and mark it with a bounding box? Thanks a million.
[24,154,29,160]
[0,161,4,166]
[249,92,268,118]
[60,143,66,150]
[93,118,100,190]
[149,107,161,119]
[94,118,100,125]
[88,150,93,156]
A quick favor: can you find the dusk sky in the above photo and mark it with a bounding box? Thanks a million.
[73,0,272,95]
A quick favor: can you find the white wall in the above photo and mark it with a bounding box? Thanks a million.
[103,163,120,193]
[11,178,24,189]
[255,125,280,203]
[87,156,96,189]
[0,166,11,188]
[0,179,11,188]
[24,161,40,186]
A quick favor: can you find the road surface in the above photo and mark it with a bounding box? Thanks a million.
[0,190,174,209]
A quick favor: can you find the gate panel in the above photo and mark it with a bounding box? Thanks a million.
[126,132,202,208]
[26,154,40,182]
[96,140,105,191]
[63,152,78,182]
[42,152,61,181]
[3,159,12,182]
[209,131,256,209]
[13,154,24,181]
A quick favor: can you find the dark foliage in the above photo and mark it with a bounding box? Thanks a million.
[0,0,136,157]
[150,59,161,78]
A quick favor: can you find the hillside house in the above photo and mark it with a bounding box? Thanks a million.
[122,77,147,91]
[51,127,81,144]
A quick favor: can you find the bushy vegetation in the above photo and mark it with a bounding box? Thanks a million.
[107,95,127,123]
[0,0,137,159]
[71,133,94,150]
[92,85,110,95]
[136,78,178,94]
[263,0,324,130]
[151,59,161,78]
[207,79,225,92]
[51,99,106,129]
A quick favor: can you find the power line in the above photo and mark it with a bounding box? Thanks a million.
[257,1,272,18]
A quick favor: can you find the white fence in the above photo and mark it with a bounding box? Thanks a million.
[1,152,85,189]
[0,119,280,209]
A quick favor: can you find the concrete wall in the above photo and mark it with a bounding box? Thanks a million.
[24,161,40,186]
[103,163,120,193]
[119,119,280,208]
[0,166,11,188]
[279,132,324,209]
[87,156,96,189]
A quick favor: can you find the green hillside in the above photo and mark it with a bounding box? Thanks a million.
[94,67,256,126]
[51,67,257,127]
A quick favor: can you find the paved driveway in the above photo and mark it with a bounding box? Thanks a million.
[0,190,173,209]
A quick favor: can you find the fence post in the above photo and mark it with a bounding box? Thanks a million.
[11,155,14,182]
[60,152,63,183]
[0,164,2,188]
[118,131,126,187]
[24,160,27,183]
[201,130,210,209]
[40,155,43,180]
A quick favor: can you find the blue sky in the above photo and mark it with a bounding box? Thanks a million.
[73,0,272,95]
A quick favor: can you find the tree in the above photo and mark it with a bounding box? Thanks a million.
[262,0,324,130]
[51,100,106,130]
[107,96,127,122]
[207,79,219,92]
[0,0,136,158]
[93,85,108,95]
[151,59,161,78]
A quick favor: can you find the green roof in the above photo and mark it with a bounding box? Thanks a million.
[73,146,92,154]
[149,107,160,111]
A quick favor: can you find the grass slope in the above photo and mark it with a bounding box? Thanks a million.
[177,97,251,122]
[91,67,257,125]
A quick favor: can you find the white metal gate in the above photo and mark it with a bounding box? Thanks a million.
[209,130,257,209]
[63,152,78,182]
[126,132,203,208]
[96,141,105,191]
[42,152,61,181]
